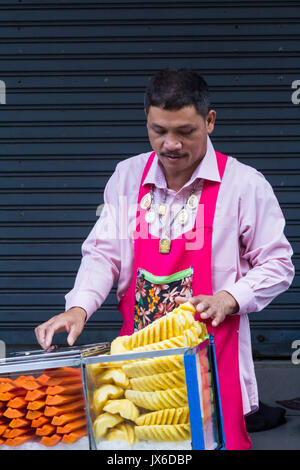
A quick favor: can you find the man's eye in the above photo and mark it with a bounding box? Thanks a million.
[180,130,194,136]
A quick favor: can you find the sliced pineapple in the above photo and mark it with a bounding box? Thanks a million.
[93,384,124,413]
[103,398,140,421]
[93,412,124,439]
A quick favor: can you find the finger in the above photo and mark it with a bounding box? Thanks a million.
[35,325,47,349]
[196,300,210,313]
[43,325,57,351]
[175,296,190,304]
[175,296,207,309]
[211,313,225,327]
[66,323,80,346]
[43,319,67,350]
[200,306,216,320]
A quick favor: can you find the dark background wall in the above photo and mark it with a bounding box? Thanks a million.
[0,0,299,356]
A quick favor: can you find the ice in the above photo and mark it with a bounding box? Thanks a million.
[96,438,192,451]
[0,436,89,451]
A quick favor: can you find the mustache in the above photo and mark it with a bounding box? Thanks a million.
[160,152,187,158]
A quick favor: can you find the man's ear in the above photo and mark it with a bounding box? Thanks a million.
[206,109,216,134]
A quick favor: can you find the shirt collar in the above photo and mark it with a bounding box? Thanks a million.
[143,135,221,190]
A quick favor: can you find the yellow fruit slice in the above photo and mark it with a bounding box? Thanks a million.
[106,422,136,446]
[135,424,190,442]
[129,369,186,392]
[122,355,184,378]
[125,387,188,411]
[135,406,189,426]
[96,368,129,389]
[93,412,124,439]
[93,384,124,413]
[103,399,140,421]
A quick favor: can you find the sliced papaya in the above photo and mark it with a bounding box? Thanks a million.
[35,424,56,436]
[46,376,82,387]
[0,389,26,401]
[44,367,81,377]
[0,380,17,393]
[26,410,43,420]
[31,416,51,428]
[36,374,51,386]
[57,417,87,434]
[7,396,28,409]
[40,433,61,447]
[3,408,25,419]
[3,427,31,438]
[25,388,46,401]
[27,399,46,410]
[46,383,83,396]
[51,410,86,426]
[4,432,35,446]
[45,393,83,406]
[0,423,9,436]
[61,426,87,444]
[14,376,41,391]
[8,418,30,428]
[44,399,85,417]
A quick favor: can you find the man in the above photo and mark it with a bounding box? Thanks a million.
[35,69,294,449]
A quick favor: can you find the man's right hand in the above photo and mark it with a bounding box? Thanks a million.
[35,307,87,350]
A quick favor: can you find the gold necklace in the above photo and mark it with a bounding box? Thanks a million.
[142,182,200,254]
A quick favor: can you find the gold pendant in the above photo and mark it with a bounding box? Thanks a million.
[140,192,152,210]
[158,203,167,216]
[178,209,189,225]
[159,238,171,254]
[187,194,199,210]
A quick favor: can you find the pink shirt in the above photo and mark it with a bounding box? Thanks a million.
[65,136,295,415]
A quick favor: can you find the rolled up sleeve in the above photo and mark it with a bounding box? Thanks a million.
[225,171,295,315]
[65,168,121,321]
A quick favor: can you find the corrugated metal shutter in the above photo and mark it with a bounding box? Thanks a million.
[0,0,299,356]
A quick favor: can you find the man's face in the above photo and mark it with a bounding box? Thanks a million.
[146,105,216,179]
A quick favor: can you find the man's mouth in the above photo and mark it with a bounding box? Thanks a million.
[161,153,187,160]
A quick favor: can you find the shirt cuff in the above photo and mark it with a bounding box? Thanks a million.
[222,280,255,315]
[65,292,98,322]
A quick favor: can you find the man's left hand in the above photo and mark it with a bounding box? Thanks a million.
[175,291,239,327]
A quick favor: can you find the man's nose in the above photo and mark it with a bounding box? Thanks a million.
[163,135,182,151]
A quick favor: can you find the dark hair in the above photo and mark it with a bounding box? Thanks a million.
[144,68,211,118]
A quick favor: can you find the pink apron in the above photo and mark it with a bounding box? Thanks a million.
[118,151,251,450]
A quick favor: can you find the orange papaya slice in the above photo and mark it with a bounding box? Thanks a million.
[61,426,87,444]
[27,400,46,410]
[3,408,26,419]
[35,424,56,436]
[40,433,61,447]
[14,376,41,391]
[0,423,9,436]
[31,416,51,428]
[7,396,28,409]
[3,427,31,438]
[26,410,43,420]
[4,432,35,446]
[45,393,83,406]
[8,418,30,428]
[44,399,85,417]
[57,417,87,434]
[46,383,83,396]
[25,388,46,401]
[51,410,86,426]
